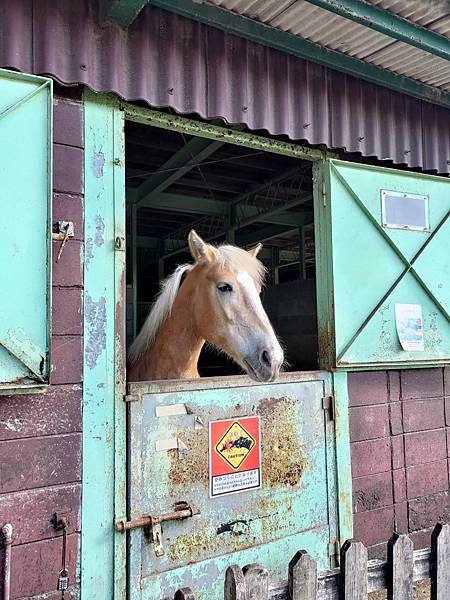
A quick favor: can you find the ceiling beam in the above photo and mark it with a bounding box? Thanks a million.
[131,191,310,226]
[149,0,450,109]
[101,0,148,27]
[303,0,450,63]
[135,136,225,207]
[237,225,300,248]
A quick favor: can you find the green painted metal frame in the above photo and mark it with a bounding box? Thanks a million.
[147,0,450,109]
[0,68,53,395]
[82,90,127,600]
[123,103,331,161]
[304,0,450,63]
[80,95,353,597]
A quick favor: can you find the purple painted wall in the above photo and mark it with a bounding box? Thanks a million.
[349,367,450,559]
[0,89,83,599]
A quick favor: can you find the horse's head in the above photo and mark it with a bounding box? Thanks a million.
[187,230,284,382]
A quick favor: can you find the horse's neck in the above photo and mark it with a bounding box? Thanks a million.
[132,288,204,381]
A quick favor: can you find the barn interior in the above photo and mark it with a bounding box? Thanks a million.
[125,121,318,376]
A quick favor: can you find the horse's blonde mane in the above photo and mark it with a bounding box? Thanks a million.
[128,244,265,364]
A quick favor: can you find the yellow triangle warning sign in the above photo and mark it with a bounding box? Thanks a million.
[214,421,256,470]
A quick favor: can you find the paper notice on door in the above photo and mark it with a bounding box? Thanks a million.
[395,304,424,351]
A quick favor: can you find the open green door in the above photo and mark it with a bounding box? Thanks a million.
[0,69,52,392]
[316,159,450,370]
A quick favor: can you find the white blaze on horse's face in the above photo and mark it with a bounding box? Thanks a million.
[230,271,284,382]
[188,230,284,382]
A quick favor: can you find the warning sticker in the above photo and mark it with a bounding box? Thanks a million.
[209,416,261,498]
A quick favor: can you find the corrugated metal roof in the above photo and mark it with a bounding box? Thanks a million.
[207,0,450,91]
[0,0,449,173]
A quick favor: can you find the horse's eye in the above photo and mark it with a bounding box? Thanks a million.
[217,282,233,293]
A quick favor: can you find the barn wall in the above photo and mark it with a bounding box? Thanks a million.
[349,367,450,559]
[0,90,83,599]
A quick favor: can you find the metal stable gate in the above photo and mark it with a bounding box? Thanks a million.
[123,372,341,600]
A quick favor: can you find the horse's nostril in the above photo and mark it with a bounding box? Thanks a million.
[261,350,271,367]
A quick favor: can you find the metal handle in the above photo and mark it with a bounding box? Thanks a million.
[115,504,193,533]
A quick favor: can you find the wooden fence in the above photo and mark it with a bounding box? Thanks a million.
[164,522,450,600]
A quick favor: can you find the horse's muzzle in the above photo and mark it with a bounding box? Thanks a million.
[244,348,282,383]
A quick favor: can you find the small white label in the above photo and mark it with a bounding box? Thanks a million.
[212,469,260,497]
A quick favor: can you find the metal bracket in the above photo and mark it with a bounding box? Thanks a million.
[322,395,335,421]
[52,509,71,530]
[123,393,140,403]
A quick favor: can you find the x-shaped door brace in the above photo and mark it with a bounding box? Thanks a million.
[331,164,450,362]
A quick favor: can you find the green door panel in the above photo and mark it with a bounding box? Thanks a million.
[0,69,52,390]
[317,159,450,369]
[128,372,339,600]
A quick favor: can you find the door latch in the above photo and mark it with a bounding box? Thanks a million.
[115,502,196,557]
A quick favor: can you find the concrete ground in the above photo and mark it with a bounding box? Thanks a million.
[369,579,430,599]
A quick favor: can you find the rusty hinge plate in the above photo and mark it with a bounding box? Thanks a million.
[322,395,335,421]
[124,394,140,403]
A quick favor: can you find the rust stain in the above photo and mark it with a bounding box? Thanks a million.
[259,396,307,488]
[167,525,256,564]
[168,427,209,489]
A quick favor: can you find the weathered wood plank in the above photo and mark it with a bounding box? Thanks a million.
[0,384,82,441]
[288,550,317,600]
[224,565,246,600]
[50,336,83,385]
[53,287,83,335]
[174,588,195,600]
[387,533,414,600]
[0,483,80,545]
[0,534,79,599]
[244,563,269,600]
[431,522,450,600]
[0,433,81,493]
[340,540,367,599]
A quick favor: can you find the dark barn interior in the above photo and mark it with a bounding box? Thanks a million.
[125,121,319,375]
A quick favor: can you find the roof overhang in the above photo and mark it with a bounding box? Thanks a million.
[101,0,450,109]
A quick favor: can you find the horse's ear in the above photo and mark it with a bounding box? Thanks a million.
[247,243,262,258]
[188,230,216,264]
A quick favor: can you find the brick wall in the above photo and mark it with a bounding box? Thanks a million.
[0,90,84,599]
[349,367,450,559]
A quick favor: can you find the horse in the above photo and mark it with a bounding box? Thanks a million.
[128,230,284,382]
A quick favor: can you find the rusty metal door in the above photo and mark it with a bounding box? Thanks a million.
[125,372,339,600]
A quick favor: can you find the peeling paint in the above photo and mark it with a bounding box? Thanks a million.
[94,215,105,247]
[84,295,107,369]
[85,238,94,266]
[93,151,105,178]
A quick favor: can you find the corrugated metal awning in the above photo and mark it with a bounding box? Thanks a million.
[1,0,449,173]
[203,0,450,91]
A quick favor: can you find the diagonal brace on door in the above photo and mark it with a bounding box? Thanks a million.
[0,81,51,122]
[331,165,450,361]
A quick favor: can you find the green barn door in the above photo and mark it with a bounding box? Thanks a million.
[316,159,450,369]
[0,70,52,393]
[0,69,52,392]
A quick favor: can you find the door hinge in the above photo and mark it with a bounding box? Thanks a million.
[124,393,140,403]
[322,395,335,421]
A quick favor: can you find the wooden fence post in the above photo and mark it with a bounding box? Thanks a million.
[431,522,450,600]
[174,589,195,600]
[288,550,317,600]
[224,565,246,600]
[387,533,413,600]
[340,540,367,599]
[243,564,269,600]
